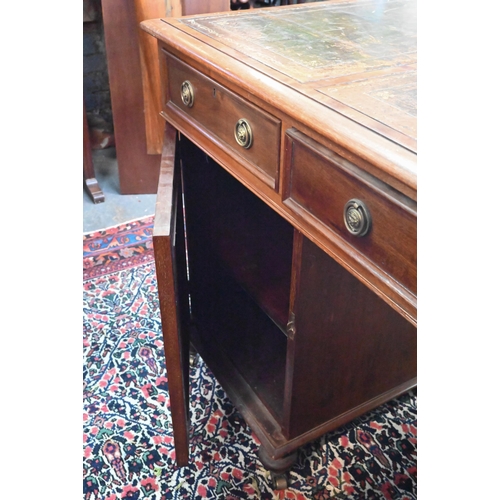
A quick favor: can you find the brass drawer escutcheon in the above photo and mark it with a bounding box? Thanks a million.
[235,118,253,149]
[344,199,371,237]
[180,80,194,107]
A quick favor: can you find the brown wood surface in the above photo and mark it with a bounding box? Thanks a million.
[152,123,191,466]
[102,0,162,194]
[141,9,417,199]
[284,128,416,295]
[285,234,416,438]
[134,0,166,154]
[166,53,281,188]
[166,0,183,18]
[165,0,230,20]
[141,0,417,470]
[174,0,416,151]
[182,0,229,16]
[159,93,416,325]
[141,1,417,323]
[103,0,232,193]
[133,0,231,155]
[166,134,416,461]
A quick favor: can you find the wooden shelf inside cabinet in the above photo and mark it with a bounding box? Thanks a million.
[179,137,292,423]
[191,260,289,424]
[180,137,294,332]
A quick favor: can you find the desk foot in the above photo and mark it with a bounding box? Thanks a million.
[189,343,199,368]
[84,178,105,204]
[258,446,297,490]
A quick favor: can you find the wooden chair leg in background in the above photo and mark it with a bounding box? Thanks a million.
[83,101,105,204]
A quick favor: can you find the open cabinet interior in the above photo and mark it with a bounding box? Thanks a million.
[179,135,294,426]
[168,134,417,453]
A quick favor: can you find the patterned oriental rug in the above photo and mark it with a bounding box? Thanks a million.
[83,216,417,500]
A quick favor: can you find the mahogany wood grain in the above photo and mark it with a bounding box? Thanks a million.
[134,0,165,155]
[143,0,418,471]
[102,0,161,194]
[154,35,417,202]
[103,1,232,193]
[160,99,416,325]
[166,134,417,461]
[134,0,231,155]
[142,3,418,321]
[285,234,416,438]
[181,0,229,16]
[165,1,230,21]
[166,53,281,188]
[140,2,417,200]
[172,1,416,145]
[166,0,183,17]
[164,1,231,21]
[152,123,191,465]
[284,128,417,295]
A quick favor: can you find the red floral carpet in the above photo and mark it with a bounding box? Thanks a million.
[83,216,417,500]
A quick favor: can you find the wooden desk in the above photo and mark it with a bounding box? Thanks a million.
[141,0,416,487]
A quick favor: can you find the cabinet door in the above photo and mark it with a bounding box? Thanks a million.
[153,122,191,466]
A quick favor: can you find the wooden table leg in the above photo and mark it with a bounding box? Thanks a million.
[83,101,105,204]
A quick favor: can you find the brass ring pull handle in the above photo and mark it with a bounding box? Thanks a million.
[343,199,371,237]
[180,81,194,107]
[234,119,253,149]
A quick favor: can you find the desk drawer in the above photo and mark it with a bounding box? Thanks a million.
[284,129,416,294]
[166,54,281,187]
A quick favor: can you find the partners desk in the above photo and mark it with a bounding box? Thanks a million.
[141,0,416,487]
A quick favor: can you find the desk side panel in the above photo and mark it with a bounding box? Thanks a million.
[286,234,416,439]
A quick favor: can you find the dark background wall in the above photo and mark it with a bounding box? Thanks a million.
[83,0,114,147]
